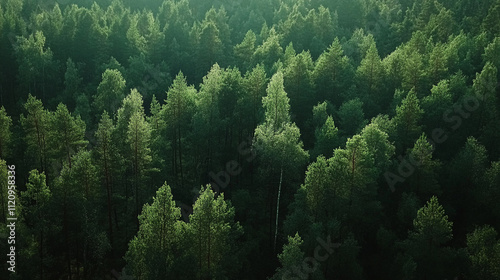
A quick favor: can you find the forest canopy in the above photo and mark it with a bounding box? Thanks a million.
[1,0,500,279]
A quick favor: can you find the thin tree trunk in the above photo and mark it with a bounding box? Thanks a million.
[40,230,43,280]
[135,128,139,230]
[274,167,283,252]
[64,197,71,280]
[178,123,184,187]
[104,151,114,253]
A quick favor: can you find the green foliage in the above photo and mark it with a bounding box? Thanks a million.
[403,196,455,279]
[15,30,56,97]
[356,42,385,95]
[261,71,291,130]
[20,94,50,172]
[21,170,51,226]
[284,50,314,128]
[467,225,500,279]
[360,122,395,174]
[338,98,367,137]
[4,0,500,278]
[0,106,12,158]
[20,169,51,280]
[271,232,304,279]
[411,196,453,245]
[127,111,152,173]
[61,58,82,110]
[407,133,441,196]
[253,28,283,74]
[49,103,87,168]
[312,38,353,106]
[126,182,181,279]
[234,30,257,72]
[238,64,268,134]
[187,185,243,279]
[393,89,424,153]
[94,68,126,115]
[313,116,339,159]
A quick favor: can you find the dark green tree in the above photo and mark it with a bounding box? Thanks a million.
[0,106,12,158]
[21,170,51,280]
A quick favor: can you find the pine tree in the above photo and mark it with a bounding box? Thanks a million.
[356,42,385,95]
[163,72,195,187]
[0,106,12,158]
[253,71,308,252]
[467,225,500,279]
[21,94,50,176]
[402,49,425,95]
[187,185,243,279]
[128,111,152,229]
[49,103,87,169]
[239,64,268,136]
[283,50,314,129]
[15,31,56,100]
[94,69,126,115]
[125,182,181,279]
[338,98,367,137]
[313,116,339,159]
[405,196,453,279]
[312,38,353,106]
[234,30,257,72]
[198,21,222,75]
[0,160,8,223]
[393,89,424,154]
[271,233,304,280]
[62,57,82,110]
[193,64,223,182]
[21,170,51,280]
[95,111,117,250]
[407,133,441,196]
[360,122,395,175]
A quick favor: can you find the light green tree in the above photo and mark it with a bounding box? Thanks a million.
[188,185,243,279]
[94,69,126,115]
[163,72,195,186]
[405,196,453,279]
[127,111,152,229]
[271,233,304,280]
[95,111,117,249]
[126,182,181,279]
[21,94,50,175]
[467,225,500,279]
[49,103,87,169]
[254,71,309,251]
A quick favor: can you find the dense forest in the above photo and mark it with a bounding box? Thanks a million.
[1,0,500,279]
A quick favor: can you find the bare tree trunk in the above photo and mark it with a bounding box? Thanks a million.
[40,230,43,280]
[274,167,283,252]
